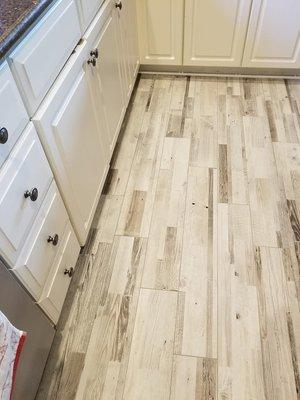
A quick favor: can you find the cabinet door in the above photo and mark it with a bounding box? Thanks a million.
[93,8,125,152]
[136,0,184,65]
[77,0,103,31]
[33,42,109,245]
[116,0,139,104]
[0,62,28,167]
[243,0,300,68]
[184,0,252,67]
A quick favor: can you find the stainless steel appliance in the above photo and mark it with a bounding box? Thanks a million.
[0,258,55,400]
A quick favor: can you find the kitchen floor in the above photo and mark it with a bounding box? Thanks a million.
[37,74,300,400]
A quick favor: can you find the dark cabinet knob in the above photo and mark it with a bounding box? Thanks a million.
[87,57,97,67]
[64,267,74,278]
[0,127,8,144]
[24,188,39,201]
[47,234,59,246]
[115,1,122,9]
[90,49,99,59]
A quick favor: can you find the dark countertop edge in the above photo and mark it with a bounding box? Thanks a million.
[0,0,55,61]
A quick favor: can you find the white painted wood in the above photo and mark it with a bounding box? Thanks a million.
[88,6,125,152]
[13,182,69,299]
[9,0,81,116]
[0,62,28,167]
[76,0,105,31]
[136,0,184,65]
[38,222,80,323]
[0,123,53,265]
[243,0,300,68]
[116,0,139,104]
[184,0,252,67]
[33,40,109,245]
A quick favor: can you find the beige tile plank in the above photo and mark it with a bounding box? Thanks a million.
[170,355,217,400]
[123,288,177,400]
[178,167,217,358]
[142,137,190,290]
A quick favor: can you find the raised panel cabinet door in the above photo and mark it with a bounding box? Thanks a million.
[0,123,53,265]
[127,0,139,80]
[0,62,28,167]
[116,0,139,104]
[14,182,69,299]
[93,8,125,151]
[184,0,252,67]
[242,0,300,68]
[77,0,103,31]
[33,42,109,245]
[136,0,184,65]
[116,1,136,105]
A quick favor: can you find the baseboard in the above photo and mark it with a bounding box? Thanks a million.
[139,64,300,79]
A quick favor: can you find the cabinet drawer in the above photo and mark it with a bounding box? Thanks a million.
[13,182,69,299]
[9,0,81,116]
[0,62,28,167]
[0,123,53,264]
[38,223,80,324]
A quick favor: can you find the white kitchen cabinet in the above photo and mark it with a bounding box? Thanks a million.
[14,182,69,300]
[184,0,252,67]
[136,0,184,65]
[9,0,81,116]
[38,221,80,324]
[85,2,125,153]
[76,0,105,31]
[242,0,300,68]
[116,0,139,104]
[33,40,109,245]
[0,123,53,265]
[0,62,28,167]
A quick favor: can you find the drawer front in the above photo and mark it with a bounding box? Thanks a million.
[14,182,69,298]
[38,223,80,323]
[9,0,81,116]
[0,62,28,167]
[0,123,53,264]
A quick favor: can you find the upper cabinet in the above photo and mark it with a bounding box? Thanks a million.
[242,0,300,68]
[184,0,252,67]
[136,0,184,65]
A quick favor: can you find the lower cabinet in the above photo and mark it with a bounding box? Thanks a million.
[85,2,125,154]
[136,0,184,66]
[184,0,252,67]
[116,0,139,103]
[136,0,300,71]
[0,123,53,265]
[33,39,109,245]
[14,181,80,324]
[14,182,69,299]
[38,221,80,324]
[242,0,300,68]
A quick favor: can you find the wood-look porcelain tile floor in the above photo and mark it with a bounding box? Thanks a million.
[37,75,300,400]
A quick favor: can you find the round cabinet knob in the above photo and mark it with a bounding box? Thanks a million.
[90,49,99,59]
[0,127,8,144]
[47,234,59,246]
[115,1,122,9]
[24,188,39,202]
[64,267,74,278]
[87,57,97,67]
